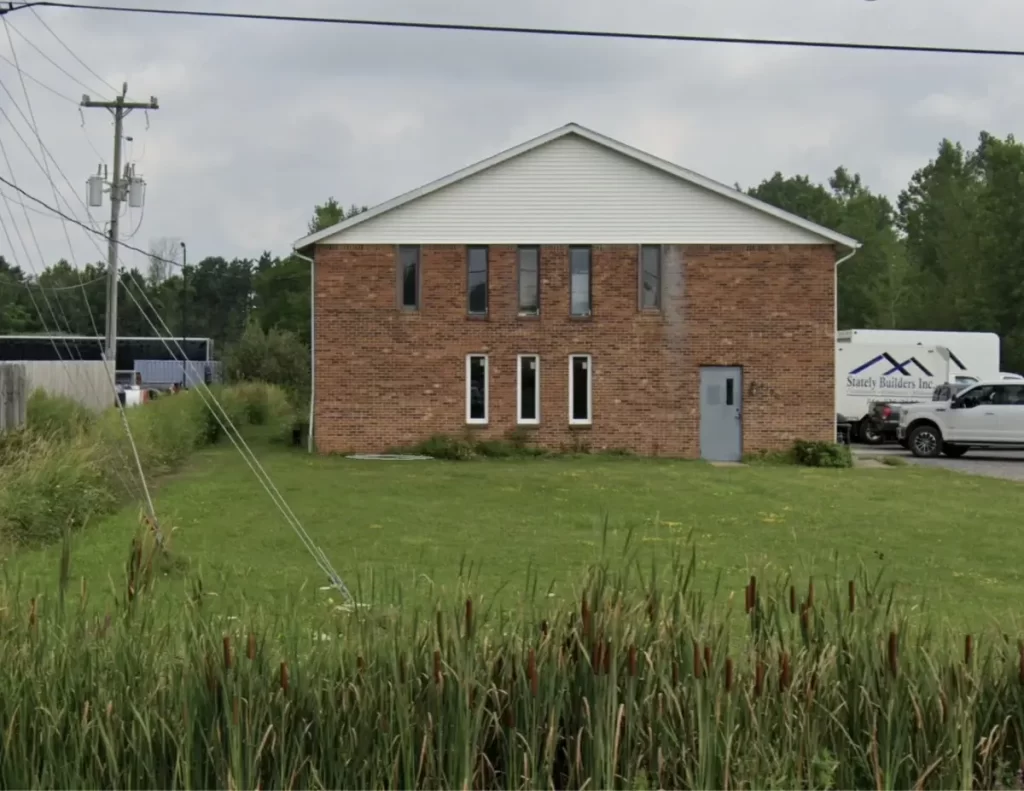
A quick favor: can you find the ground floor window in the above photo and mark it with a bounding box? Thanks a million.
[466,354,488,424]
[517,355,540,424]
[569,355,592,425]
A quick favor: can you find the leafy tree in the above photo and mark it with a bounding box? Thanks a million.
[308,197,368,234]
[223,321,310,404]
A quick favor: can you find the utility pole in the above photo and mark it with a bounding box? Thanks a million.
[180,241,187,388]
[82,83,158,381]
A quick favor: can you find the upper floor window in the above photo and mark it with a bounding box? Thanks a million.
[399,246,420,310]
[518,246,540,315]
[570,247,591,317]
[467,246,488,316]
[640,245,661,310]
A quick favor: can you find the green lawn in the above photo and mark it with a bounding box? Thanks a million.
[5,445,1024,628]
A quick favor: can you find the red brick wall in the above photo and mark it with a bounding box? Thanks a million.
[313,244,836,456]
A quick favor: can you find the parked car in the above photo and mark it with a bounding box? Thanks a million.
[897,380,1024,457]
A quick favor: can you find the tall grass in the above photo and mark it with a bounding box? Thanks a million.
[0,383,297,546]
[1,545,1023,789]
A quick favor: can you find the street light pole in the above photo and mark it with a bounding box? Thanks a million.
[180,241,187,388]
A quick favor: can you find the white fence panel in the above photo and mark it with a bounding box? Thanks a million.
[18,360,115,412]
[0,363,27,432]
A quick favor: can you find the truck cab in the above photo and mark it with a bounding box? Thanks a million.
[898,380,1024,457]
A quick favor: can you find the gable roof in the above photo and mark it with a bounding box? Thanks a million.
[293,122,860,253]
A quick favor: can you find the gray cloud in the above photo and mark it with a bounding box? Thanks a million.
[1,0,1023,276]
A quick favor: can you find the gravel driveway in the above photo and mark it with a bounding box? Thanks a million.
[853,446,1024,482]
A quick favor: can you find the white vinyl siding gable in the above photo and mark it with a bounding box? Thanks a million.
[313,135,830,246]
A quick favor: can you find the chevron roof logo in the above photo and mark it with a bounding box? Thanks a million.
[850,352,933,378]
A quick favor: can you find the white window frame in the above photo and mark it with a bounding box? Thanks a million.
[465,354,489,425]
[517,354,541,425]
[568,354,592,426]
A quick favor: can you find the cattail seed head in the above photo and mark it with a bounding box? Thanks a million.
[789,585,796,614]
[528,649,538,697]
[222,635,232,670]
[888,631,899,677]
[581,595,592,639]
[357,655,365,674]
[780,652,791,691]
[749,575,757,609]
[433,649,442,686]
[744,584,752,614]
[725,658,734,693]
[232,696,240,726]
[541,619,548,637]
[628,644,637,678]
[693,641,702,680]
[28,597,36,629]
[603,638,612,676]
[704,644,712,673]
[247,632,256,661]
[279,661,290,693]
[800,605,810,636]
[593,640,603,676]
[964,634,973,666]
[848,580,856,613]
[754,660,765,697]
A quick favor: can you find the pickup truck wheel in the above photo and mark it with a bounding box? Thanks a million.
[942,444,969,458]
[858,419,884,445]
[909,425,943,458]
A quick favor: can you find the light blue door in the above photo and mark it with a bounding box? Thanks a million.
[700,366,743,462]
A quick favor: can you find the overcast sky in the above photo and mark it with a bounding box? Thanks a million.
[1,0,1022,274]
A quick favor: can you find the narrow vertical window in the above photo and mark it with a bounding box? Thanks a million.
[569,354,592,425]
[640,245,661,310]
[467,246,488,316]
[726,377,734,406]
[569,247,591,317]
[399,246,419,310]
[517,355,540,424]
[517,246,540,315]
[466,354,488,424]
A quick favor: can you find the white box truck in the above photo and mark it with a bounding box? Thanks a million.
[836,343,953,443]
[836,329,1002,382]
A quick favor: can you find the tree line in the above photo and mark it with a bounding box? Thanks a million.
[1,133,1023,372]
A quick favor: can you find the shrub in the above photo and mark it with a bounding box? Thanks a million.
[0,383,297,547]
[25,389,94,439]
[792,439,853,468]
[410,434,476,460]
[224,322,310,406]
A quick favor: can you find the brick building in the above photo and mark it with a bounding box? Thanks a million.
[294,123,860,460]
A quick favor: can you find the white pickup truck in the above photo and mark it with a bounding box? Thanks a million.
[897,380,1024,457]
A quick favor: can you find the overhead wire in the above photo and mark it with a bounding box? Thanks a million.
[28,5,117,93]
[0,59,350,601]
[3,15,109,96]
[0,26,148,506]
[0,270,106,289]
[4,1,1024,59]
[0,171,181,267]
[0,50,75,102]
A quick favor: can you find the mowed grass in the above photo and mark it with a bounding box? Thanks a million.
[5,445,1024,627]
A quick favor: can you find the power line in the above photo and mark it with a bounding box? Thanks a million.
[28,5,117,93]
[0,271,107,289]
[0,49,75,102]
[5,1,1024,58]
[3,16,108,96]
[0,172,182,266]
